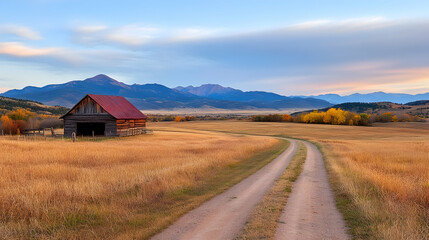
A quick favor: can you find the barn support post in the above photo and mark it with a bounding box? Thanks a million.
[72,132,76,142]
[92,130,95,140]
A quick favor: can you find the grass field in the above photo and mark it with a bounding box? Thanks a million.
[152,120,429,240]
[0,131,282,239]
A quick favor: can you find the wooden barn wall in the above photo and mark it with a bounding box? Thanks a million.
[116,119,146,130]
[70,96,107,115]
[63,114,117,137]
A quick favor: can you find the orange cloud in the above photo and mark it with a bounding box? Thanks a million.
[0,87,10,93]
[0,42,59,57]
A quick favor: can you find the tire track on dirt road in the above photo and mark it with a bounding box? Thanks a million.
[152,140,298,240]
[275,141,349,240]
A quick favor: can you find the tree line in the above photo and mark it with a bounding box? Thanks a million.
[0,109,63,135]
[252,108,424,126]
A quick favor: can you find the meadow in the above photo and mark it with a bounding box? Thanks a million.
[152,120,429,240]
[0,131,281,239]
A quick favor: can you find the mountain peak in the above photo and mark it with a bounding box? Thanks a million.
[84,74,117,83]
[83,74,129,88]
[174,84,238,97]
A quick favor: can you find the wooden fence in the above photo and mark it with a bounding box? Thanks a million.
[117,127,153,137]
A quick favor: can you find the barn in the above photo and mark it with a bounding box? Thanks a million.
[61,94,147,137]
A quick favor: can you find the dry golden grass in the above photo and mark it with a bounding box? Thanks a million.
[0,131,279,239]
[152,121,429,239]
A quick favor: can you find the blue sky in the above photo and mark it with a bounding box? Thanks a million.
[1,0,429,95]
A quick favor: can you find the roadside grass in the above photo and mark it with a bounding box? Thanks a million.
[153,121,429,239]
[322,140,429,240]
[236,141,306,240]
[313,141,372,239]
[0,131,285,239]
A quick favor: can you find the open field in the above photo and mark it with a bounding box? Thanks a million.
[152,120,429,239]
[0,130,281,239]
[143,108,305,115]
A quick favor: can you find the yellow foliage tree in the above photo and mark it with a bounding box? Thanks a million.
[7,109,35,121]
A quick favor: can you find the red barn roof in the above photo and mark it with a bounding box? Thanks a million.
[62,94,147,120]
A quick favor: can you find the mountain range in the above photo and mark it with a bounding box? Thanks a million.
[2,74,428,110]
[311,92,429,104]
[175,84,288,102]
[0,74,331,110]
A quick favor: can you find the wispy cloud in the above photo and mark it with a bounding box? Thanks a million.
[168,28,223,42]
[0,42,90,65]
[72,24,224,47]
[0,25,42,40]
[73,24,160,46]
[287,17,389,31]
[0,42,58,57]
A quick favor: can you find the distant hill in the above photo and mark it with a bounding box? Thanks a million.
[0,96,69,115]
[293,101,429,118]
[1,74,332,110]
[406,100,429,106]
[312,92,429,104]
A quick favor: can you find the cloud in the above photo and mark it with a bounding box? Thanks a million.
[288,17,389,31]
[168,28,223,42]
[0,25,42,40]
[0,40,154,75]
[0,42,59,57]
[72,24,224,47]
[73,24,160,46]
[0,42,92,65]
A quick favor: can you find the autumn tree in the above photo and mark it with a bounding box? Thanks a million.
[185,116,196,121]
[175,116,186,122]
[7,109,35,121]
[358,113,370,126]
[282,114,292,122]
[15,120,27,134]
[303,111,325,124]
[0,115,17,134]
[378,112,395,122]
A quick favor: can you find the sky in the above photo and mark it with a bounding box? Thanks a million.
[1,0,429,96]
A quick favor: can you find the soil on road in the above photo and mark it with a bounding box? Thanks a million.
[152,140,298,240]
[275,141,349,240]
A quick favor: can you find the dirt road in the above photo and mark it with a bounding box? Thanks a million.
[275,141,349,240]
[152,140,298,240]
